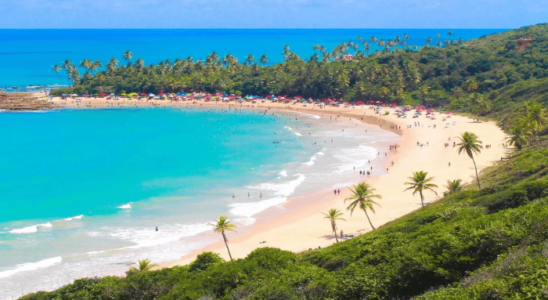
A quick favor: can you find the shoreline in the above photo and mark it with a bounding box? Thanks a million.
[45,97,507,269]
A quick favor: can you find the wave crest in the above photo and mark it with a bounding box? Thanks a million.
[0,257,62,279]
[9,222,53,234]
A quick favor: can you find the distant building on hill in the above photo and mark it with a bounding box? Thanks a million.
[342,53,353,61]
[516,37,533,51]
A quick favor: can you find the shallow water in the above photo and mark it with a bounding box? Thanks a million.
[0,108,398,298]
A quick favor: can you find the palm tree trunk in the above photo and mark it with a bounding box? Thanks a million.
[364,210,376,231]
[420,190,425,207]
[472,157,481,189]
[222,231,233,261]
[332,222,339,243]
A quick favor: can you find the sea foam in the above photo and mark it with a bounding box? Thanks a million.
[334,145,378,174]
[9,222,53,234]
[303,150,325,166]
[117,203,132,209]
[0,256,62,279]
[105,223,211,249]
[64,215,84,221]
[231,174,306,223]
[284,126,302,137]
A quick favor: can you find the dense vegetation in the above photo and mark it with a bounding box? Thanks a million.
[53,24,548,121]
[28,24,548,299]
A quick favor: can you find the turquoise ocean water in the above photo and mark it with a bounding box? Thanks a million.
[0,107,398,298]
[0,29,506,88]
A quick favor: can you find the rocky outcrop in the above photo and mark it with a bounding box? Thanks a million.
[0,93,53,111]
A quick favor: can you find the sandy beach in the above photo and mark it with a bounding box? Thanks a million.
[45,96,508,268]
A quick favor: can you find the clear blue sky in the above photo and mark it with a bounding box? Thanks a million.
[1,0,546,29]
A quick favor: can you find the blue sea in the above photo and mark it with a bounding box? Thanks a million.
[0,29,507,88]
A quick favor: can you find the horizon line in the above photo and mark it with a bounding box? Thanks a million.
[0,28,511,30]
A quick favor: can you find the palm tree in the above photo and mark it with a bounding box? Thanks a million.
[62,60,73,85]
[507,125,531,150]
[209,215,237,261]
[362,41,370,55]
[525,101,548,137]
[135,58,145,72]
[419,84,430,105]
[426,36,432,47]
[128,258,157,273]
[108,57,119,68]
[52,64,63,84]
[322,209,345,242]
[260,54,268,66]
[345,183,381,231]
[123,50,133,65]
[444,179,463,195]
[456,132,483,189]
[89,60,102,74]
[405,171,438,207]
[80,58,92,73]
[107,58,119,75]
[283,45,290,60]
[244,54,255,65]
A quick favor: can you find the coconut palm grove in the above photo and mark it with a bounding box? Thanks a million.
[18,23,548,299]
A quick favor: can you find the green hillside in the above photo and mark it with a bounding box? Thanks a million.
[28,24,548,299]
